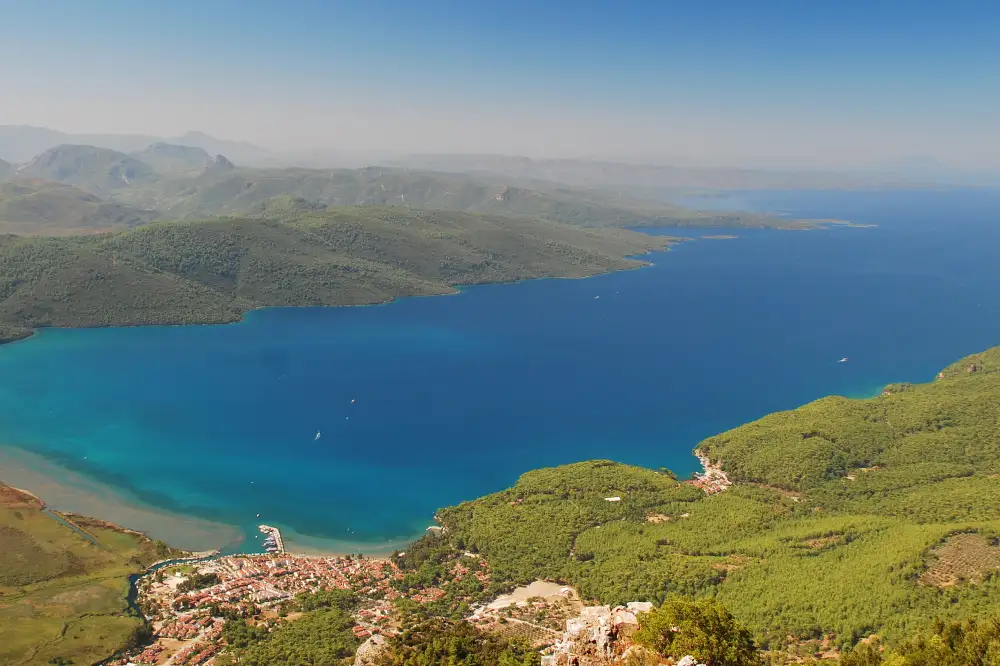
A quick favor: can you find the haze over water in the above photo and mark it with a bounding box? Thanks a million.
[1,189,998,553]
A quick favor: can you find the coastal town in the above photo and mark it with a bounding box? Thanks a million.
[116,552,404,665]
[97,455,739,666]
[106,522,488,666]
[110,538,699,666]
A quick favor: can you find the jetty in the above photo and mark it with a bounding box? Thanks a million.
[258,524,285,554]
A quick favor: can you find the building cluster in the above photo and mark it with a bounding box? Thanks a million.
[112,550,486,666]
[160,553,403,616]
[687,453,732,495]
[158,615,216,639]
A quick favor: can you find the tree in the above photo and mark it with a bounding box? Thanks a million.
[633,597,762,666]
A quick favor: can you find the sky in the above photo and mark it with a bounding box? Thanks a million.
[2,0,999,168]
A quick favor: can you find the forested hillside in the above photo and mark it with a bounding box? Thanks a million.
[0,205,667,342]
[416,347,1000,654]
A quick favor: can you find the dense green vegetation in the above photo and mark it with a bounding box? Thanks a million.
[0,180,157,234]
[0,484,182,666]
[375,617,541,666]
[0,205,666,342]
[841,616,1000,665]
[175,572,220,592]
[412,347,1000,653]
[218,609,360,666]
[633,597,762,666]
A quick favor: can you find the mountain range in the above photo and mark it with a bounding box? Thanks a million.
[0,125,277,166]
[0,143,814,234]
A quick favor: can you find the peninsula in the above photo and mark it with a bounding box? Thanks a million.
[0,205,671,343]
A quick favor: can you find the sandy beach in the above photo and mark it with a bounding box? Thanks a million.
[0,443,423,556]
[0,443,244,551]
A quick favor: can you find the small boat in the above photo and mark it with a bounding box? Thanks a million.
[838,357,849,363]
[351,398,356,404]
[594,295,600,300]
[315,430,322,440]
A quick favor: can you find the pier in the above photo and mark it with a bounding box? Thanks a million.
[258,524,285,554]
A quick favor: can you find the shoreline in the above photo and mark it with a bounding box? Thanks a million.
[0,443,427,556]
[0,444,244,551]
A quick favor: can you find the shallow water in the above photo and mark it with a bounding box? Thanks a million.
[0,189,998,553]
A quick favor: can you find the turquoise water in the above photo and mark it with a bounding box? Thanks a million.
[0,189,998,552]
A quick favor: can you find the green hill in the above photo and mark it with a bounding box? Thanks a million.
[0,206,667,342]
[0,180,158,234]
[129,142,212,176]
[416,346,1000,654]
[18,145,157,195]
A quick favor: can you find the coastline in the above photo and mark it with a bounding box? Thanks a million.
[0,443,428,557]
[0,240,676,556]
[0,237,674,346]
[0,444,244,551]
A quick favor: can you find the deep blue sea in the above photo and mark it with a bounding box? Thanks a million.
[0,189,998,552]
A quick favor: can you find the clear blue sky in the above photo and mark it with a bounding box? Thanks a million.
[2,0,998,167]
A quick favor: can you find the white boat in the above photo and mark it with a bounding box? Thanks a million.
[315,430,322,440]
[838,357,849,363]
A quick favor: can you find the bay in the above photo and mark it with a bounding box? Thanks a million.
[0,188,998,553]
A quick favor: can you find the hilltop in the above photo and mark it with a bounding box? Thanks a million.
[0,125,275,165]
[129,142,212,176]
[17,145,157,195]
[0,180,158,234]
[0,206,668,342]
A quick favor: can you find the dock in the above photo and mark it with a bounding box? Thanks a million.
[258,524,285,554]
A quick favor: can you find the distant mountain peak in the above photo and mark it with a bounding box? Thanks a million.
[18,144,155,192]
[205,154,235,170]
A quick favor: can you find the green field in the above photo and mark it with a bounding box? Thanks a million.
[0,485,178,666]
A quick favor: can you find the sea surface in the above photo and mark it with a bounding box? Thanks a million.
[1,189,998,553]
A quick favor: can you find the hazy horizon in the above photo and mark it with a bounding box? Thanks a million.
[3,0,999,170]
